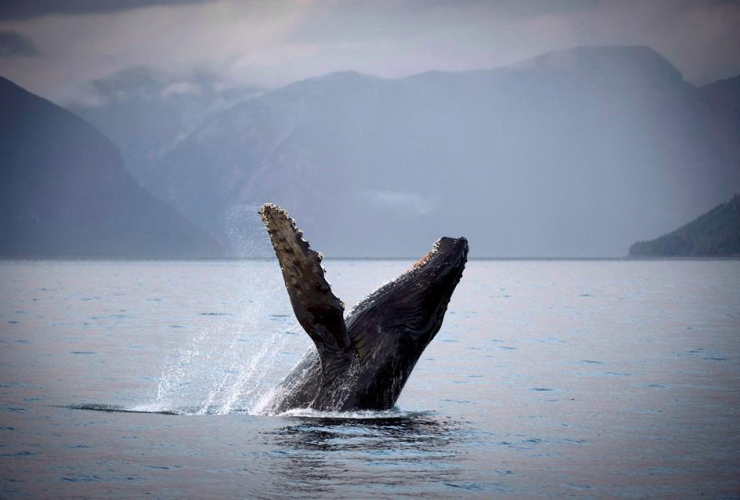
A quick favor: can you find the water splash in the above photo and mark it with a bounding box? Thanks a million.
[149,284,308,416]
[146,206,312,416]
[109,206,412,419]
[224,204,274,258]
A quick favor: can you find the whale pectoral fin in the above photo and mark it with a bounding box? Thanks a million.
[260,203,350,359]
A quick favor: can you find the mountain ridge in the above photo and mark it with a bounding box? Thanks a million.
[629,194,740,257]
[0,75,224,258]
[7,44,737,258]
[142,45,739,257]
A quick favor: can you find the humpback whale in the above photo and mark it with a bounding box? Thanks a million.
[259,203,468,413]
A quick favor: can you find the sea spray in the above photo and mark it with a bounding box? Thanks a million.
[225,204,274,259]
[150,207,311,415]
[150,265,311,415]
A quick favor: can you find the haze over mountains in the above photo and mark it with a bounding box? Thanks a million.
[69,68,264,187]
[2,45,739,258]
[0,76,222,258]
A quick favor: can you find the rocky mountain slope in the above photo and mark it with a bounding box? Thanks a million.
[629,194,740,256]
[69,67,263,188]
[0,76,223,258]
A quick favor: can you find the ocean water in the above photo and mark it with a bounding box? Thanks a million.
[0,259,739,498]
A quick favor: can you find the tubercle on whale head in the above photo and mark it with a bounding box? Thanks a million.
[406,236,468,286]
[428,236,468,267]
[405,236,468,337]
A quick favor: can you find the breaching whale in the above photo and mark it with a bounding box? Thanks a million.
[259,203,468,413]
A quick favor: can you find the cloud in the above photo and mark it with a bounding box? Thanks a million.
[0,0,215,21]
[363,190,435,218]
[1,1,739,103]
[161,81,202,98]
[284,0,740,84]
[0,30,38,57]
[0,0,311,103]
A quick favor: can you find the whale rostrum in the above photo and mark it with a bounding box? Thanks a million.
[259,203,468,413]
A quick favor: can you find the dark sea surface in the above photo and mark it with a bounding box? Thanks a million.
[1,259,739,498]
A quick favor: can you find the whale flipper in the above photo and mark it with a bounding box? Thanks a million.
[259,204,350,362]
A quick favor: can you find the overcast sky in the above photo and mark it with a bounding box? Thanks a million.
[1,0,739,104]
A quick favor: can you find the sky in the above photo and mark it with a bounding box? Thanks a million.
[1,0,740,105]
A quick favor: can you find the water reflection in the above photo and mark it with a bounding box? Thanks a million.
[261,414,469,498]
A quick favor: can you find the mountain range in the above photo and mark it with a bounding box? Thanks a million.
[2,45,739,258]
[144,46,740,257]
[0,76,222,258]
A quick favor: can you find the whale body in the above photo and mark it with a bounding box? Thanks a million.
[259,204,468,413]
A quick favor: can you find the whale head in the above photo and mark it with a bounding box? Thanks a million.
[341,236,468,408]
[409,236,469,335]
